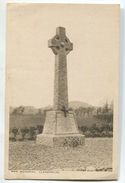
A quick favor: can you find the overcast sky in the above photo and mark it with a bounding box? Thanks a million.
[7,4,119,107]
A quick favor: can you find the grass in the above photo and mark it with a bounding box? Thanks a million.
[9,138,112,171]
[10,114,106,129]
[10,114,45,128]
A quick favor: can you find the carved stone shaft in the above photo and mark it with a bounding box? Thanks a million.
[54,54,68,110]
[48,27,73,111]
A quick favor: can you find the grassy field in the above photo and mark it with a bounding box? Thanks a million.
[9,138,112,171]
[10,114,45,128]
[10,114,105,129]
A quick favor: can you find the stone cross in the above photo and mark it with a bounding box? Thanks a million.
[48,27,73,111]
[37,27,85,147]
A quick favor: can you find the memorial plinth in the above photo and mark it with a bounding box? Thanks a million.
[36,27,85,147]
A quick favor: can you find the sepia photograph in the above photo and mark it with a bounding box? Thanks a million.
[5,3,120,180]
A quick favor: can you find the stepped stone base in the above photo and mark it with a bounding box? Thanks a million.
[36,110,85,147]
[37,134,85,147]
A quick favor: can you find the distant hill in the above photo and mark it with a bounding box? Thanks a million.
[10,101,93,115]
[41,101,92,111]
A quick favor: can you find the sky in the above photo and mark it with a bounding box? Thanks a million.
[6,4,119,107]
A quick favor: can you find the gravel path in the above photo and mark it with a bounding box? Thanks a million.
[9,138,112,171]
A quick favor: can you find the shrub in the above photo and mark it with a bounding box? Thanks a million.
[11,127,18,139]
[29,126,36,140]
[9,137,16,142]
[37,125,43,134]
[20,127,29,140]
[80,122,113,138]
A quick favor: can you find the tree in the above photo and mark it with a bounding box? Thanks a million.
[12,106,24,114]
[102,101,109,113]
